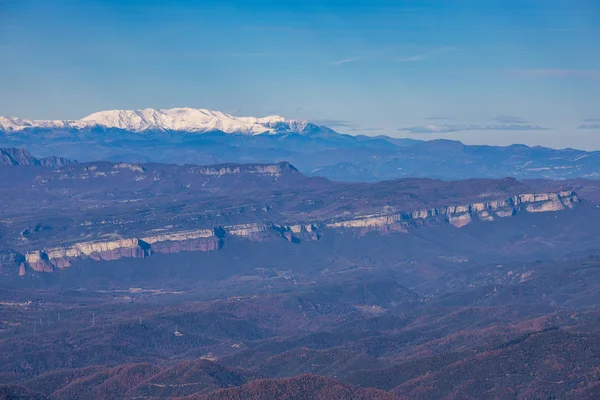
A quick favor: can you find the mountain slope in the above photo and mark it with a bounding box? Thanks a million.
[189,374,399,400]
[0,147,74,167]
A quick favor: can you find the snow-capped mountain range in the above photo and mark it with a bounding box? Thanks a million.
[0,108,320,135]
[3,107,600,183]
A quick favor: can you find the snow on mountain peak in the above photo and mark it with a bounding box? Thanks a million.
[0,108,319,135]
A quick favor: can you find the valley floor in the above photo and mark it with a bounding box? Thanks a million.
[0,252,598,400]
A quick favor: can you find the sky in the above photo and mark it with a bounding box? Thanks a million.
[1,0,599,149]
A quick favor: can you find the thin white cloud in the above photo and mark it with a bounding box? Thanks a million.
[399,123,549,134]
[579,123,600,130]
[311,118,357,127]
[397,54,428,62]
[426,116,456,121]
[494,115,527,124]
[225,108,243,115]
[397,46,456,62]
[311,119,384,132]
[347,127,384,132]
[330,47,395,66]
[330,57,365,66]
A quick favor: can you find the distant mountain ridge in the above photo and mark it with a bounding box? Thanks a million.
[0,147,75,168]
[2,108,600,181]
[0,107,328,135]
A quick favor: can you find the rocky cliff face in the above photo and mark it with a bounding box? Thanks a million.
[187,162,297,177]
[21,191,578,273]
[0,250,27,275]
[0,147,75,168]
[325,191,576,230]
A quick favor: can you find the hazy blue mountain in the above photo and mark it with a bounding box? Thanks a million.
[1,108,599,181]
[0,147,75,167]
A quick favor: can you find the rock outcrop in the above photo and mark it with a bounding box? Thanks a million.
[188,162,297,177]
[0,147,75,168]
[0,250,27,275]
[19,191,578,273]
[326,190,577,230]
[24,250,56,273]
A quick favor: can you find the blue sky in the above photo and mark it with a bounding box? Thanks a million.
[1,0,599,149]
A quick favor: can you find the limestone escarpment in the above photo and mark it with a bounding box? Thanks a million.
[22,224,310,271]
[32,160,300,190]
[188,161,295,177]
[325,190,578,230]
[25,232,218,271]
[18,191,578,273]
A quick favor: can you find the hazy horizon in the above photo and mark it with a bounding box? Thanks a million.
[1,0,599,149]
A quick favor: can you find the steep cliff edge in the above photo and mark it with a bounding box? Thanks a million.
[0,147,75,168]
[22,190,578,273]
[1,155,586,275]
